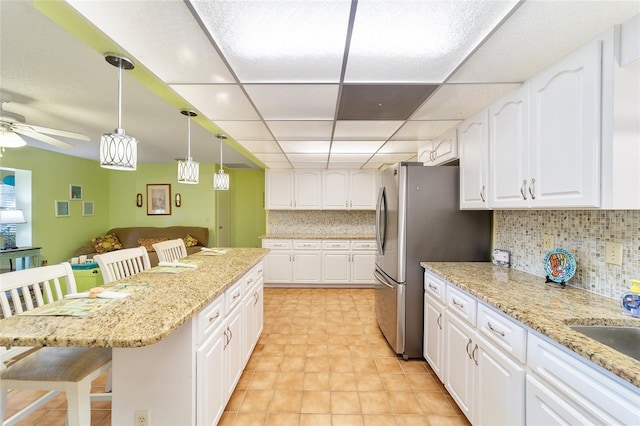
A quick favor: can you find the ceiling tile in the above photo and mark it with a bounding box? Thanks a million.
[279,141,330,154]
[362,162,383,170]
[378,140,419,154]
[254,152,289,163]
[190,0,352,83]
[327,162,367,169]
[393,121,461,140]
[238,140,282,154]
[345,0,519,82]
[266,121,334,140]
[292,162,330,169]
[215,121,273,141]
[67,1,235,84]
[331,140,384,154]
[170,84,259,120]
[334,120,403,140]
[337,85,438,119]
[288,153,329,163]
[371,153,417,163]
[263,162,293,169]
[411,84,520,120]
[330,153,374,162]
[245,85,339,120]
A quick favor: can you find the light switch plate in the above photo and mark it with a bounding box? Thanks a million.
[605,242,623,266]
[543,234,555,251]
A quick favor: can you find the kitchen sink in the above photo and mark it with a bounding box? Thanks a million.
[569,325,640,362]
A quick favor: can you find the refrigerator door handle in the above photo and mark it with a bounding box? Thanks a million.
[375,187,387,255]
[374,268,394,289]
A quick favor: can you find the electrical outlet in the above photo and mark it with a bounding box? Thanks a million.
[605,242,623,266]
[543,234,555,251]
[41,259,48,266]
[135,410,150,426]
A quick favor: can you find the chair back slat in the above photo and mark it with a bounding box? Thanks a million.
[153,238,188,263]
[94,246,151,284]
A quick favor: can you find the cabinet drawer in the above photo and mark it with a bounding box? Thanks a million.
[254,261,264,279]
[243,269,257,293]
[262,239,291,250]
[446,285,477,326]
[225,279,244,314]
[197,296,224,345]
[294,240,321,250]
[323,240,349,250]
[527,333,637,425]
[424,271,446,304]
[351,240,376,250]
[477,303,527,363]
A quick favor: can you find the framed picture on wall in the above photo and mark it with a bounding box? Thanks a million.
[147,184,171,215]
[69,184,82,200]
[55,200,70,217]
[82,201,94,216]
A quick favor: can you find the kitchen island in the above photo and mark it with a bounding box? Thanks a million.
[0,247,268,425]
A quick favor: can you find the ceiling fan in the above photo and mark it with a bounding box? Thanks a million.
[0,94,90,152]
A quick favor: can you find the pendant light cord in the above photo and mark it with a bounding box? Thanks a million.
[219,137,223,172]
[187,114,191,159]
[117,63,123,130]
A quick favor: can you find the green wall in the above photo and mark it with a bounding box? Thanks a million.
[0,146,265,265]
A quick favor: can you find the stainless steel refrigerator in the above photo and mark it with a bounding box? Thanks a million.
[374,162,492,359]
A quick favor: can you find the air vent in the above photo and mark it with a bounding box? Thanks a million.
[337,84,439,120]
[224,163,253,169]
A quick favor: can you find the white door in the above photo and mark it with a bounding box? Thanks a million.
[489,84,530,208]
[216,190,230,247]
[322,170,349,209]
[263,252,292,283]
[529,39,602,208]
[444,312,475,421]
[294,170,322,209]
[265,170,294,210]
[349,170,377,210]
[423,295,445,382]
[292,251,322,283]
[432,127,458,165]
[459,110,490,209]
[224,305,244,399]
[197,327,225,426]
[322,252,350,283]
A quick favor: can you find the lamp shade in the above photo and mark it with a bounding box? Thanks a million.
[0,128,27,148]
[100,129,138,170]
[0,209,26,224]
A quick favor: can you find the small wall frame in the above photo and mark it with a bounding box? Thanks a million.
[55,200,70,217]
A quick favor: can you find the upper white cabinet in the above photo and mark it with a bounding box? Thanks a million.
[419,127,458,166]
[265,170,321,210]
[459,109,490,209]
[528,37,602,208]
[321,169,377,210]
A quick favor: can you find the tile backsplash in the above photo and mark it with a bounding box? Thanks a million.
[267,210,375,236]
[494,210,640,299]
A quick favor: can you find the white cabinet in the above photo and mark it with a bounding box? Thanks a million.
[444,310,475,420]
[224,304,244,399]
[262,240,293,283]
[459,109,490,209]
[265,170,321,210]
[196,297,225,426]
[291,240,322,283]
[418,127,458,166]
[322,170,377,210]
[423,272,446,382]
[322,240,350,284]
[242,263,263,366]
[528,37,602,208]
[525,373,594,426]
[350,240,376,284]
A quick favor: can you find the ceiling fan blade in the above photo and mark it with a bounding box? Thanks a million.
[13,127,74,149]
[14,123,90,141]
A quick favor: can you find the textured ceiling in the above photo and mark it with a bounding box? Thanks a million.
[1,0,638,170]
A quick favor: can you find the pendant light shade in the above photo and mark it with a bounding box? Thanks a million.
[100,54,137,171]
[177,109,199,184]
[213,134,229,191]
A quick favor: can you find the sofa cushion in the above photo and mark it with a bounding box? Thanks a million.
[138,237,168,252]
[183,234,198,248]
[91,234,124,253]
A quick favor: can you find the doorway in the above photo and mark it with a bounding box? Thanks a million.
[216,190,230,247]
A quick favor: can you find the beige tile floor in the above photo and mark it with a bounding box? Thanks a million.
[3,288,469,426]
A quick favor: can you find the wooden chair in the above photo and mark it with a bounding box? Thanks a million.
[152,238,188,263]
[0,262,111,426]
[94,246,151,284]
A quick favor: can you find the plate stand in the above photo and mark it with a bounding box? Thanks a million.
[545,276,566,288]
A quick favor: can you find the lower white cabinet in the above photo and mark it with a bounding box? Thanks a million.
[444,311,476,419]
[525,374,595,426]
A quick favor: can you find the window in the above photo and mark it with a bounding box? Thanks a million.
[0,175,17,248]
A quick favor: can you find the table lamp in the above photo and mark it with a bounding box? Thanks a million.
[0,209,26,250]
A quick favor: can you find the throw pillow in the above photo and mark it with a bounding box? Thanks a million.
[138,237,168,252]
[91,234,124,253]
[183,234,198,248]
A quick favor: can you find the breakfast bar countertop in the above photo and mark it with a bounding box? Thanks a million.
[261,234,375,240]
[421,262,640,388]
[0,248,268,349]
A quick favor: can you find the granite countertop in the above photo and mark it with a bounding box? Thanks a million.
[262,234,375,240]
[0,248,268,349]
[421,262,640,388]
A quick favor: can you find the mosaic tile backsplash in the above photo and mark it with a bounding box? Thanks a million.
[494,210,640,299]
[267,210,375,237]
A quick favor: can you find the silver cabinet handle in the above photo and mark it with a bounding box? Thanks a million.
[452,298,465,309]
[247,278,253,284]
[346,201,349,208]
[480,185,486,202]
[465,338,473,359]
[487,322,505,337]
[223,329,229,349]
[437,313,443,330]
[528,178,536,200]
[233,291,241,300]
[428,283,438,292]
[209,311,220,322]
[520,180,528,200]
[472,344,479,365]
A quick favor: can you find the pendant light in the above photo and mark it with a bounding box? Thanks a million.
[100,54,137,171]
[177,109,199,184]
[213,134,229,191]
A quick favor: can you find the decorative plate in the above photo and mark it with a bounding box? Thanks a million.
[543,248,576,283]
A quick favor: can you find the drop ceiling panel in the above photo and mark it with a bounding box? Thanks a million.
[190,0,352,83]
[393,121,461,140]
[370,153,418,163]
[450,1,640,83]
[330,153,374,162]
[266,121,334,140]
[292,162,329,169]
[263,162,292,169]
[279,141,330,154]
[337,85,438,119]
[288,153,329,163]
[334,120,404,140]
[345,0,519,82]
[412,84,520,120]
[238,140,282,154]
[378,140,419,153]
[170,84,259,120]
[67,1,235,84]
[215,121,273,141]
[245,85,339,120]
[328,162,368,169]
[254,152,289,163]
[331,140,384,154]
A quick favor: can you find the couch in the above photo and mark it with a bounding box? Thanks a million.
[75,226,210,267]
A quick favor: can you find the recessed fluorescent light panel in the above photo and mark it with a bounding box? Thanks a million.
[345,1,519,82]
